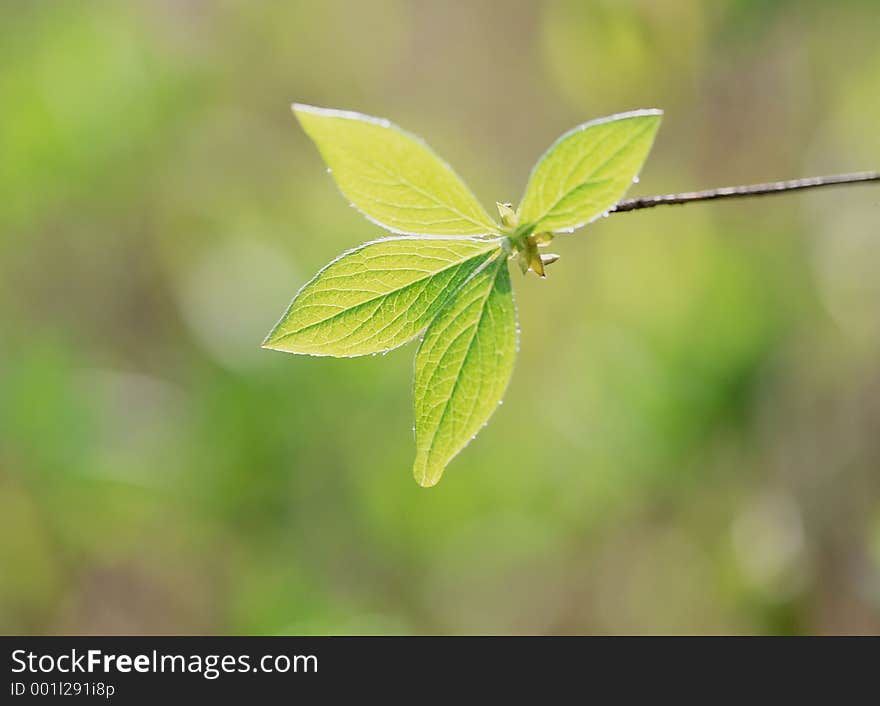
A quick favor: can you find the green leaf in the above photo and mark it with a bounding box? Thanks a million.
[518,109,662,233]
[294,103,499,236]
[412,255,517,487]
[263,237,499,357]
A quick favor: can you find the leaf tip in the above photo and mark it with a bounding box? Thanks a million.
[291,103,321,127]
[291,102,339,128]
[261,330,283,351]
[414,468,442,488]
[412,454,444,488]
[606,107,663,128]
[641,108,664,127]
[629,107,663,119]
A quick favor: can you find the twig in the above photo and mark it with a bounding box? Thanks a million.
[612,171,880,213]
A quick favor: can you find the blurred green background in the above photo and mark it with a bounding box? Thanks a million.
[2,0,879,635]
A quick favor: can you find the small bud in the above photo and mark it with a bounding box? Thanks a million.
[532,231,554,246]
[529,247,546,277]
[496,202,518,229]
[516,237,537,275]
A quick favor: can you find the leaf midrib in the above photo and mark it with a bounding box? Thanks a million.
[351,152,497,234]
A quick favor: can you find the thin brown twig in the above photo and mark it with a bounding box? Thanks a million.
[611,171,880,213]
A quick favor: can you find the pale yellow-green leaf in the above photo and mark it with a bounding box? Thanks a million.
[294,103,499,236]
[412,255,517,487]
[263,237,499,357]
[518,110,662,233]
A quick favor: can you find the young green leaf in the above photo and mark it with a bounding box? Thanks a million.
[263,237,499,357]
[412,255,517,487]
[518,109,662,233]
[293,104,499,236]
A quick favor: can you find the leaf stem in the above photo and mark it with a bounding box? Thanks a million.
[611,171,880,213]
